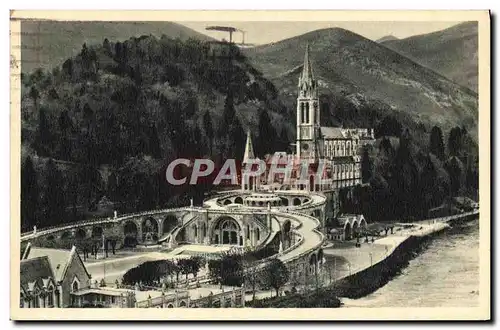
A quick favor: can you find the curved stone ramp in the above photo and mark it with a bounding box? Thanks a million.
[158,213,200,244]
[272,211,324,264]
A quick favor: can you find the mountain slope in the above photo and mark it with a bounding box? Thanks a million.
[21,21,214,74]
[244,27,478,143]
[376,35,398,43]
[381,22,478,91]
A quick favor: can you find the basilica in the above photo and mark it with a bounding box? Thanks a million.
[242,44,375,192]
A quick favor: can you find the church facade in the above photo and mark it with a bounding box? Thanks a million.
[242,44,375,192]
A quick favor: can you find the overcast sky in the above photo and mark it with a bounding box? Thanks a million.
[179,21,463,45]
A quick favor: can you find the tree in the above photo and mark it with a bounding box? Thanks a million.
[419,155,439,213]
[147,123,162,159]
[277,126,290,152]
[42,159,66,228]
[263,258,289,297]
[21,156,39,231]
[29,86,40,110]
[242,254,259,302]
[466,160,479,196]
[192,125,204,158]
[178,258,192,280]
[429,126,445,160]
[219,93,236,137]
[227,116,245,160]
[189,256,203,279]
[376,115,402,138]
[67,174,79,221]
[361,146,372,183]
[58,110,72,160]
[203,110,214,155]
[172,261,182,283]
[256,108,278,157]
[34,107,52,157]
[390,129,419,218]
[103,38,111,55]
[62,58,74,77]
[448,126,464,157]
[208,253,243,287]
[444,157,464,196]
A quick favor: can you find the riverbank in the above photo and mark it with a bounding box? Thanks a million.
[248,212,479,307]
[342,219,480,307]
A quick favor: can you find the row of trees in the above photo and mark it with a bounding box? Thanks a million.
[207,253,290,299]
[120,252,290,301]
[122,256,204,287]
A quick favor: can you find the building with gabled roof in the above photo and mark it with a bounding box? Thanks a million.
[21,244,92,307]
[20,256,59,308]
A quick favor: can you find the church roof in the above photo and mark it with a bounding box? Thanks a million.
[332,156,357,164]
[20,256,55,291]
[23,246,88,282]
[321,127,346,139]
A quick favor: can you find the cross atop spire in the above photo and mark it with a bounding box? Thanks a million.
[243,130,255,164]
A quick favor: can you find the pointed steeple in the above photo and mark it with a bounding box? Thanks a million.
[301,43,314,82]
[243,130,255,163]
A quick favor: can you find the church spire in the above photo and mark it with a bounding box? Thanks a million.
[301,43,314,82]
[243,130,255,163]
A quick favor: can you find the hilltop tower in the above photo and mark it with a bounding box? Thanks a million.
[296,44,322,161]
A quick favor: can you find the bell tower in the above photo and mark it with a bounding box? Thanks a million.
[296,44,322,161]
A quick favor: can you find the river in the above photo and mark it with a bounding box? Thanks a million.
[342,219,480,308]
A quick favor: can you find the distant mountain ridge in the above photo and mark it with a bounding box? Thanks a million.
[21,21,215,74]
[244,27,478,145]
[376,35,399,43]
[381,22,478,91]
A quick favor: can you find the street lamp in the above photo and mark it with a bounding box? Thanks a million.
[369,252,373,267]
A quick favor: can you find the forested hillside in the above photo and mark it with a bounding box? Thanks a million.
[20,28,480,232]
[20,35,290,231]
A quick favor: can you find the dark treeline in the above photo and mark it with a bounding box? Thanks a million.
[20,35,291,231]
[341,123,479,223]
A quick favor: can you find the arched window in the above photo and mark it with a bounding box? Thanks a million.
[256,228,260,241]
[167,303,174,308]
[305,103,310,123]
[72,281,79,292]
[47,286,54,306]
[203,223,207,237]
[179,300,187,307]
[246,225,250,239]
[216,218,241,245]
[300,103,305,123]
[194,224,198,238]
[32,289,40,308]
